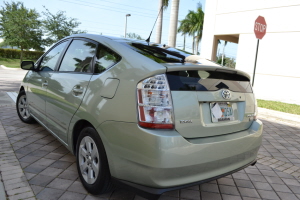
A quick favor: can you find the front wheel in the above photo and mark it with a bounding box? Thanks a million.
[76,127,113,195]
[16,90,36,124]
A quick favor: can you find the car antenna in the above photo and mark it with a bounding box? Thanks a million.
[145,4,164,44]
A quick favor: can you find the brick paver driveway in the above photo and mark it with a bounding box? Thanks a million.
[1,105,300,200]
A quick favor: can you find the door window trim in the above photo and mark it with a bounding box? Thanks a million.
[56,38,98,74]
[37,39,71,72]
[92,42,122,75]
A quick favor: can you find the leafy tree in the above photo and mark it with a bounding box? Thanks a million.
[0,39,11,48]
[177,19,190,51]
[0,1,43,61]
[225,57,236,68]
[126,32,143,40]
[220,40,228,66]
[216,54,236,68]
[178,3,204,54]
[42,6,85,46]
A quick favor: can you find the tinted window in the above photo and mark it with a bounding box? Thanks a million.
[94,44,121,73]
[121,41,190,63]
[166,70,253,93]
[59,40,96,72]
[40,41,68,71]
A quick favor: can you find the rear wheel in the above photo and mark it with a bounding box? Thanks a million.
[16,90,36,124]
[76,126,113,194]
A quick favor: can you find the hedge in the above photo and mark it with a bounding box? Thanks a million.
[0,48,44,60]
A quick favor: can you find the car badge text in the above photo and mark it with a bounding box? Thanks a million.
[180,120,193,124]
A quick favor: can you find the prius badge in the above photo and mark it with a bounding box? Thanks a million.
[221,89,231,100]
[180,120,192,124]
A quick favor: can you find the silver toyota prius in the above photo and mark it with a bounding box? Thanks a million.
[17,34,263,199]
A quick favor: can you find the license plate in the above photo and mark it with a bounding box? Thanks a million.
[210,102,234,123]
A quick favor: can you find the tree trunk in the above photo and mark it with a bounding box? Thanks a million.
[183,34,186,51]
[20,47,23,63]
[192,34,195,54]
[168,0,180,47]
[155,0,163,44]
[195,36,200,55]
[221,42,225,66]
[195,37,198,55]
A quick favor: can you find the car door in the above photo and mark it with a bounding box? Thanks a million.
[27,40,69,124]
[45,39,97,143]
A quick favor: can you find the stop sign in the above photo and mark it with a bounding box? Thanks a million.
[254,16,267,39]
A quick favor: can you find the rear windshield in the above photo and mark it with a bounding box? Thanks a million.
[120,41,192,63]
[166,70,252,93]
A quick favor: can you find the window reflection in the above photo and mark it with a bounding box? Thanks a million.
[94,44,121,74]
[59,40,96,73]
[40,41,68,71]
[166,70,252,93]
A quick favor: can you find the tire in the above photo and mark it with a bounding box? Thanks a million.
[76,126,113,195]
[16,90,36,124]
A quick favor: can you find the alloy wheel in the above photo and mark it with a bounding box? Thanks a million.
[78,136,100,184]
[18,95,30,119]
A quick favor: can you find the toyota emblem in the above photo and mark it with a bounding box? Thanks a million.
[221,89,231,99]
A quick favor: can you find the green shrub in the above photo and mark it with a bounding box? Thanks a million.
[0,48,44,60]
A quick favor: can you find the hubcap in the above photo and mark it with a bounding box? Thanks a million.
[18,95,30,119]
[79,136,100,184]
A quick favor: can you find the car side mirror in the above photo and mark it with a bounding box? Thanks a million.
[21,61,35,70]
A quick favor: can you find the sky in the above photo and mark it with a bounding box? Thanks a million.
[0,0,237,59]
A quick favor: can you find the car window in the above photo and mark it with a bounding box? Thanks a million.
[59,40,96,73]
[39,41,68,71]
[94,44,121,73]
[120,42,190,63]
[166,70,252,93]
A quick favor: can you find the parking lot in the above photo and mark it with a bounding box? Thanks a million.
[0,93,299,200]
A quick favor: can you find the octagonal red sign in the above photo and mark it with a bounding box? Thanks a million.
[254,16,267,39]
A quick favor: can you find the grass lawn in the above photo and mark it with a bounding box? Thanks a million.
[0,58,21,68]
[258,99,300,115]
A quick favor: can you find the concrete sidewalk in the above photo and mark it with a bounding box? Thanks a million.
[1,91,300,200]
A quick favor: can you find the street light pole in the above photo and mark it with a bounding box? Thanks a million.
[125,14,131,38]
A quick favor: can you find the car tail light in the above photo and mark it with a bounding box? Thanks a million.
[137,74,174,129]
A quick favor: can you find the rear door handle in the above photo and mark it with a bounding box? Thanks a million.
[72,85,84,96]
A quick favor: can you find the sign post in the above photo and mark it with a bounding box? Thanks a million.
[252,16,267,86]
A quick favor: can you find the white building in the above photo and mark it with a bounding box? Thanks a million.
[201,0,300,105]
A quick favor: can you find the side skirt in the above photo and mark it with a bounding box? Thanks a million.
[31,113,69,148]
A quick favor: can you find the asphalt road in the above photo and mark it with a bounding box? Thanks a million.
[0,66,27,91]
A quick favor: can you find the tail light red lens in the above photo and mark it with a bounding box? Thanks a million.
[137,74,174,129]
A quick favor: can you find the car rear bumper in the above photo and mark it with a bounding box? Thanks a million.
[112,159,257,199]
[98,119,263,189]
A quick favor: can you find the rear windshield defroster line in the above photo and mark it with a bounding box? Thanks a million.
[166,70,253,93]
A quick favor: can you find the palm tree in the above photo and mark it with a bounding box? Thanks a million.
[168,0,180,47]
[177,4,204,54]
[221,40,228,66]
[177,19,190,51]
[155,0,169,44]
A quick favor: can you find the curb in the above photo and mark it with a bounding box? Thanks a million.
[0,65,22,70]
[0,179,6,200]
[258,107,300,125]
